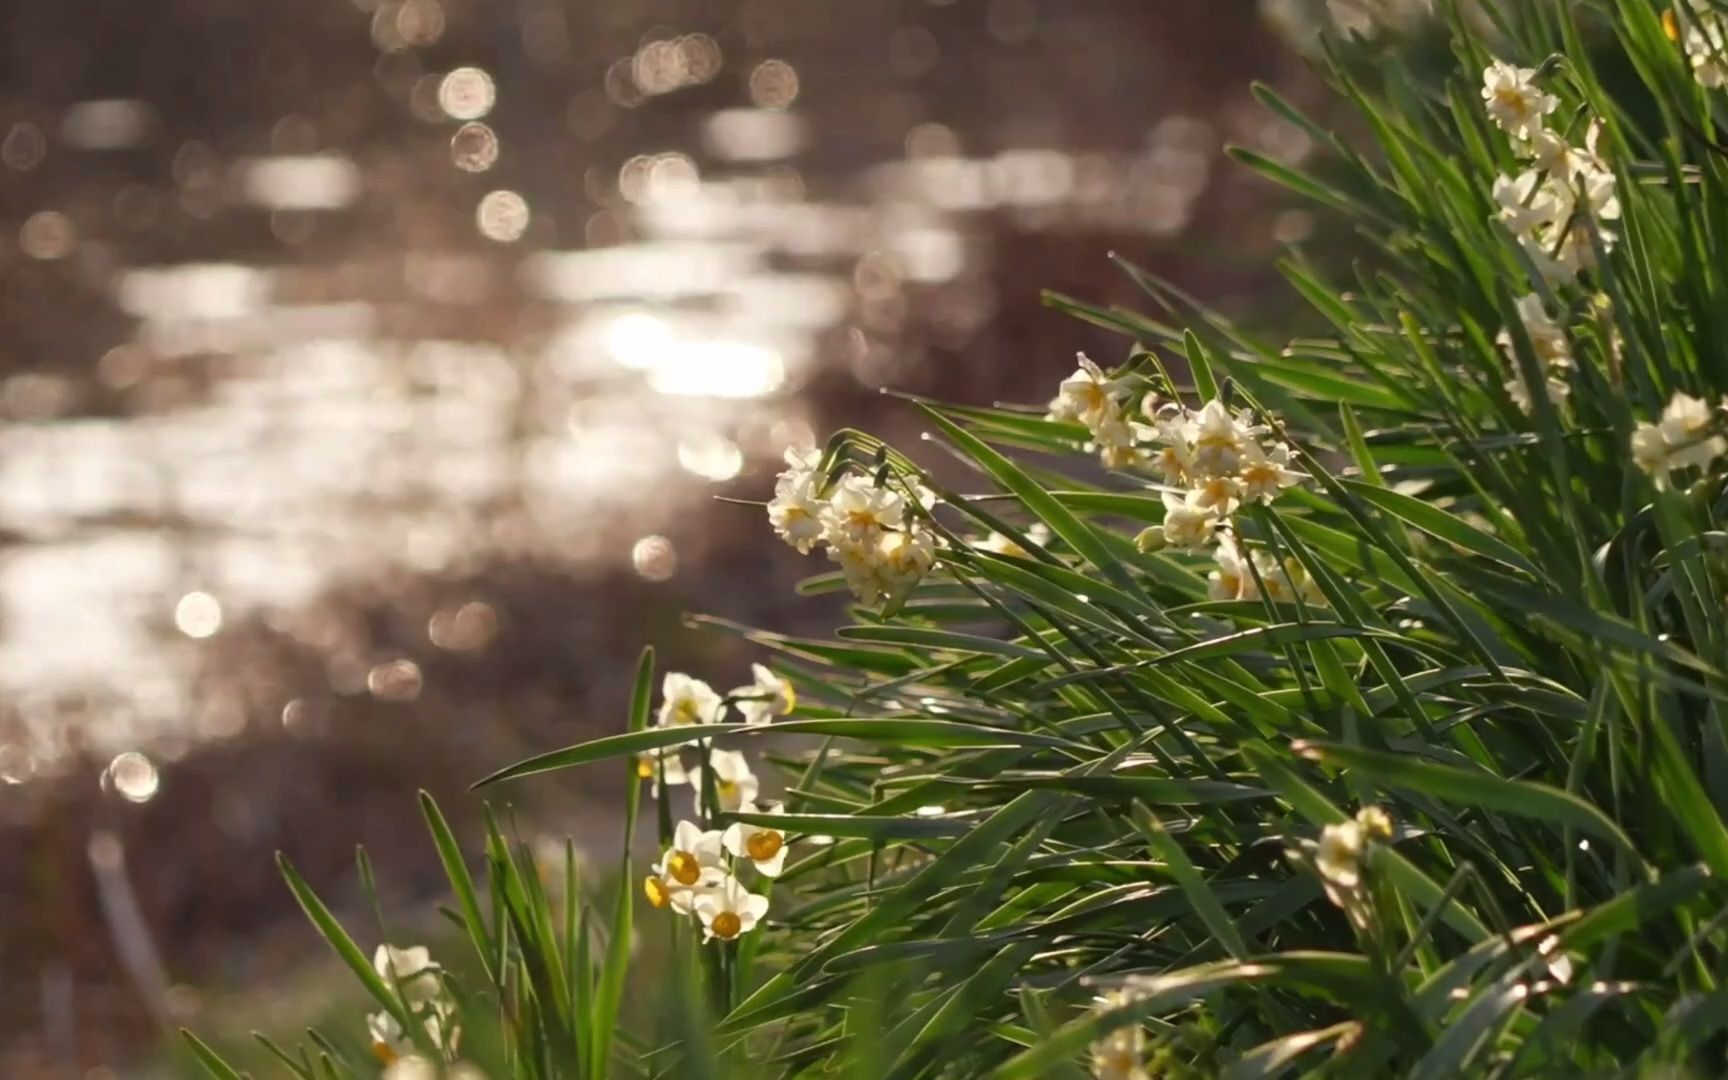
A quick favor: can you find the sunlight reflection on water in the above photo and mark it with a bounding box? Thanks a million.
[0,4,1312,783]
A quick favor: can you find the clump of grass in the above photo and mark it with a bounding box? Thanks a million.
[190,2,1728,1076]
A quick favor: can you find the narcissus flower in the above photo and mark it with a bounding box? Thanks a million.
[1579,163,1621,222]
[723,800,790,877]
[1496,293,1573,413]
[369,1006,458,1066]
[1632,392,1726,486]
[1156,491,1218,549]
[1188,399,1253,477]
[1315,820,1366,889]
[1207,534,1256,602]
[635,748,689,797]
[1482,60,1556,139]
[1094,417,1153,471]
[1501,294,1571,367]
[693,749,759,811]
[374,945,443,1004]
[657,673,726,728]
[1149,436,1194,487]
[730,663,795,725]
[695,874,770,942]
[1088,989,1149,1080]
[767,451,828,554]
[1250,549,1325,607]
[977,523,1050,559]
[646,819,725,913]
[369,945,458,1064]
[1237,441,1305,504]
[1489,106,1620,286]
[874,527,937,602]
[1658,392,1721,451]
[1523,128,1597,180]
[1052,353,1127,429]
[1355,805,1394,841]
[1493,170,1567,237]
[1188,472,1243,517]
[819,473,907,547]
[1681,7,1728,87]
[1505,372,1571,413]
[1309,806,1396,916]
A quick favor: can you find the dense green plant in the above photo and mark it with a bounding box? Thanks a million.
[190,1,1728,1076]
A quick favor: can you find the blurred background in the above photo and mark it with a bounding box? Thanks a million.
[0,0,1353,1072]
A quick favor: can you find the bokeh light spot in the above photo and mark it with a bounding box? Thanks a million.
[2,122,45,170]
[749,59,800,110]
[367,659,424,702]
[476,189,530,242]
[677,434,744,481]
[631,535,677,581]
[19,211,76,260]
[438,66,496,120]
[429,601,499,651]
[174,592,223,638]
[107,751,161,803]
[450,122,499,171]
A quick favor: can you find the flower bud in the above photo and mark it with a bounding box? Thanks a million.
[1134,525,1166,554]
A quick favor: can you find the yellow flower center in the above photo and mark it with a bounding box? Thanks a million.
[710,911,743,939]
[717,779,738,800]
[372,1041,399,1065]
[777,679,796,713]
[673,701,698,724]
[643,874,671,908]
[636,757,654,779]
[667,851,702,886]
[746,829,784,862]
[1494,87,1530,115]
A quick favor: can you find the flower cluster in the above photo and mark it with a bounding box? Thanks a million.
[639,667,794,810]
[1631,392,1727,488]
[1496,293,1574,412]
[644,809,785,943]
[1047,354,1154,469]
[1141,399,1307,545]
[1046,356,1307,537]
[766,447,938,606]
[639,668,793,944]
[1672,3,1728,87]
[1298,806,1394,928]
[368,945,460,1066]
[1043,355,1316,607]
[1483,60,1620,285]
